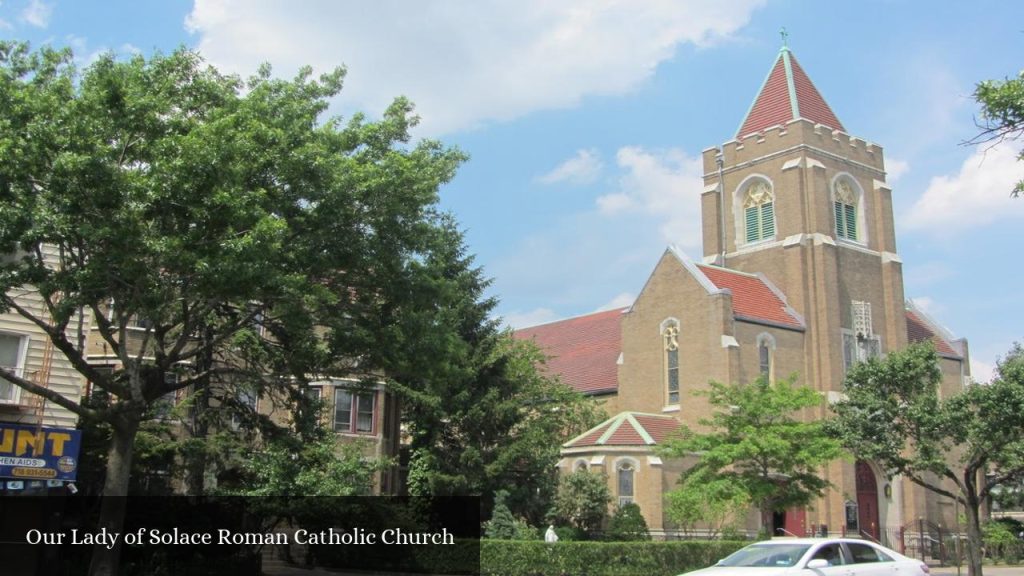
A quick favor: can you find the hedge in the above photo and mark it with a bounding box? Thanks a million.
[481,540,747,576]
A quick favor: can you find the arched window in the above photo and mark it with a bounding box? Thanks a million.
[756,333,776,381]
[574,459,588,473]
[833,177,859,241]
[741,179,775,243]
[616,460,635,506]
[662,319,680,405]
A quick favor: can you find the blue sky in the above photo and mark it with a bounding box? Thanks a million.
[3,0,1022,382]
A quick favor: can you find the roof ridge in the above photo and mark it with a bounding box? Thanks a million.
[696,262,760,278]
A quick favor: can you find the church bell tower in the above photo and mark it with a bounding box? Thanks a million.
[699,44,909,394]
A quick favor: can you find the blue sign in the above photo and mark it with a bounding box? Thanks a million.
[0,424,82,481]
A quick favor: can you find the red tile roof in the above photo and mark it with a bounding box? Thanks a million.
[697,265,804,330]
[513,308,625,395]
[738,48,845,138]
[564,412,681,448]
[906,310,961,359]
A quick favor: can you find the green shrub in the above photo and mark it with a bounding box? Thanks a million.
[480,540,746,576]
[606,503,650,541]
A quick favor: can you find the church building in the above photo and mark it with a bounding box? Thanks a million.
[514,45,970,539]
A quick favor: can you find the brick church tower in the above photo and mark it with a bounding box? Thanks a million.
[517,44,970,539]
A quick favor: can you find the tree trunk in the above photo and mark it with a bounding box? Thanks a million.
[88,415,140,576]
[963,496,985,576]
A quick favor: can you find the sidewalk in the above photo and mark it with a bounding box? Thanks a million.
[930,566,1024,576]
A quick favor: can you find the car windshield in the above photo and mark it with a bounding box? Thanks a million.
[717,543,812,568]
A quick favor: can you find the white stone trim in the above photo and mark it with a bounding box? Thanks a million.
[781,157,803,171]
[811,233,836,246]
[668,246,722,295]
[783,233,806,247]
[881,252,902,264]
[647,456,663,467]
[756,272,806,328]
[703,143,883,179]
[721,335,739,348]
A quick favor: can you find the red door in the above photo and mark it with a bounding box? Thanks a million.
[783,507,807,537]
[855,460,880,540]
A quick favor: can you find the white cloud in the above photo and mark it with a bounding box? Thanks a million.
[595,292,634,312]
[502,307,561,329]
[908,296,944,318]
[65,36,144,67]
[185,0,765,135]
[20,0,52,28]
[538,149,603,185]
[597,146,704,248]
[885,158,909,183]
[971,359,995,384]
[903,143,1024,234]
[903,261,953,288]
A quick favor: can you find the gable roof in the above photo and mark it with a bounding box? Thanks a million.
[737,47,845,138]
[905,308,962,359]
[512,307,625,395]
[564,412,681,448]
[696,264,805,330]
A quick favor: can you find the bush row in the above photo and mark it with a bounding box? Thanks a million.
[480,539,746,576]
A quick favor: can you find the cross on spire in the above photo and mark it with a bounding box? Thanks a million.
[780,27,789,48]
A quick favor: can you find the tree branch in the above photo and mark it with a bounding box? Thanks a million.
[0,366,97,420]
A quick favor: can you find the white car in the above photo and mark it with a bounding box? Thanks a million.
[680,538,930,576]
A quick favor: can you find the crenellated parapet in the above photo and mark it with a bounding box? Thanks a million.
[703,118,886,176]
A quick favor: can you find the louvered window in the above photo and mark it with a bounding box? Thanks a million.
[834,179,859,241]
[742,180,775,243]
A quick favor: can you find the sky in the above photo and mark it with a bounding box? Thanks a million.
[2,0,1022,383]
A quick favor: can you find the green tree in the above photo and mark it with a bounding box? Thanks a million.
[0,42,465,575]
[606,502,651,541]
[828,343,1024,576]
[971,70,1024,196]
[551,470,611,538]
[664,468,749,539]
[485,490,519,540]
[661,376,843,533]
[405,330,600,524]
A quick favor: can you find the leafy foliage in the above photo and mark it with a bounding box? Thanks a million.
[605,502,650,541]
[665,469,749,538]
[479,540,747,576]
[0,41,471,574]
[829,343,1024,576]
[662,376,842,531]
[551,470,611,537]
[972,70,1024,196]
[406,333,600,524]
[485,490,519,540]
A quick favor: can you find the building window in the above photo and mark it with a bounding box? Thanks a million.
[334,388,375,434]
[662,319,680,405]
[574,459,588,473]
[617,460,635,506]
[834,178,859,241]
[0,332,27,404]
[757,333,775,381]
[741,179,775,243]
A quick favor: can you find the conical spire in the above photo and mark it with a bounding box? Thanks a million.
[736,46,845,138]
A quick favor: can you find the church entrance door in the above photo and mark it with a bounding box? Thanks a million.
[855,460,880,540]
